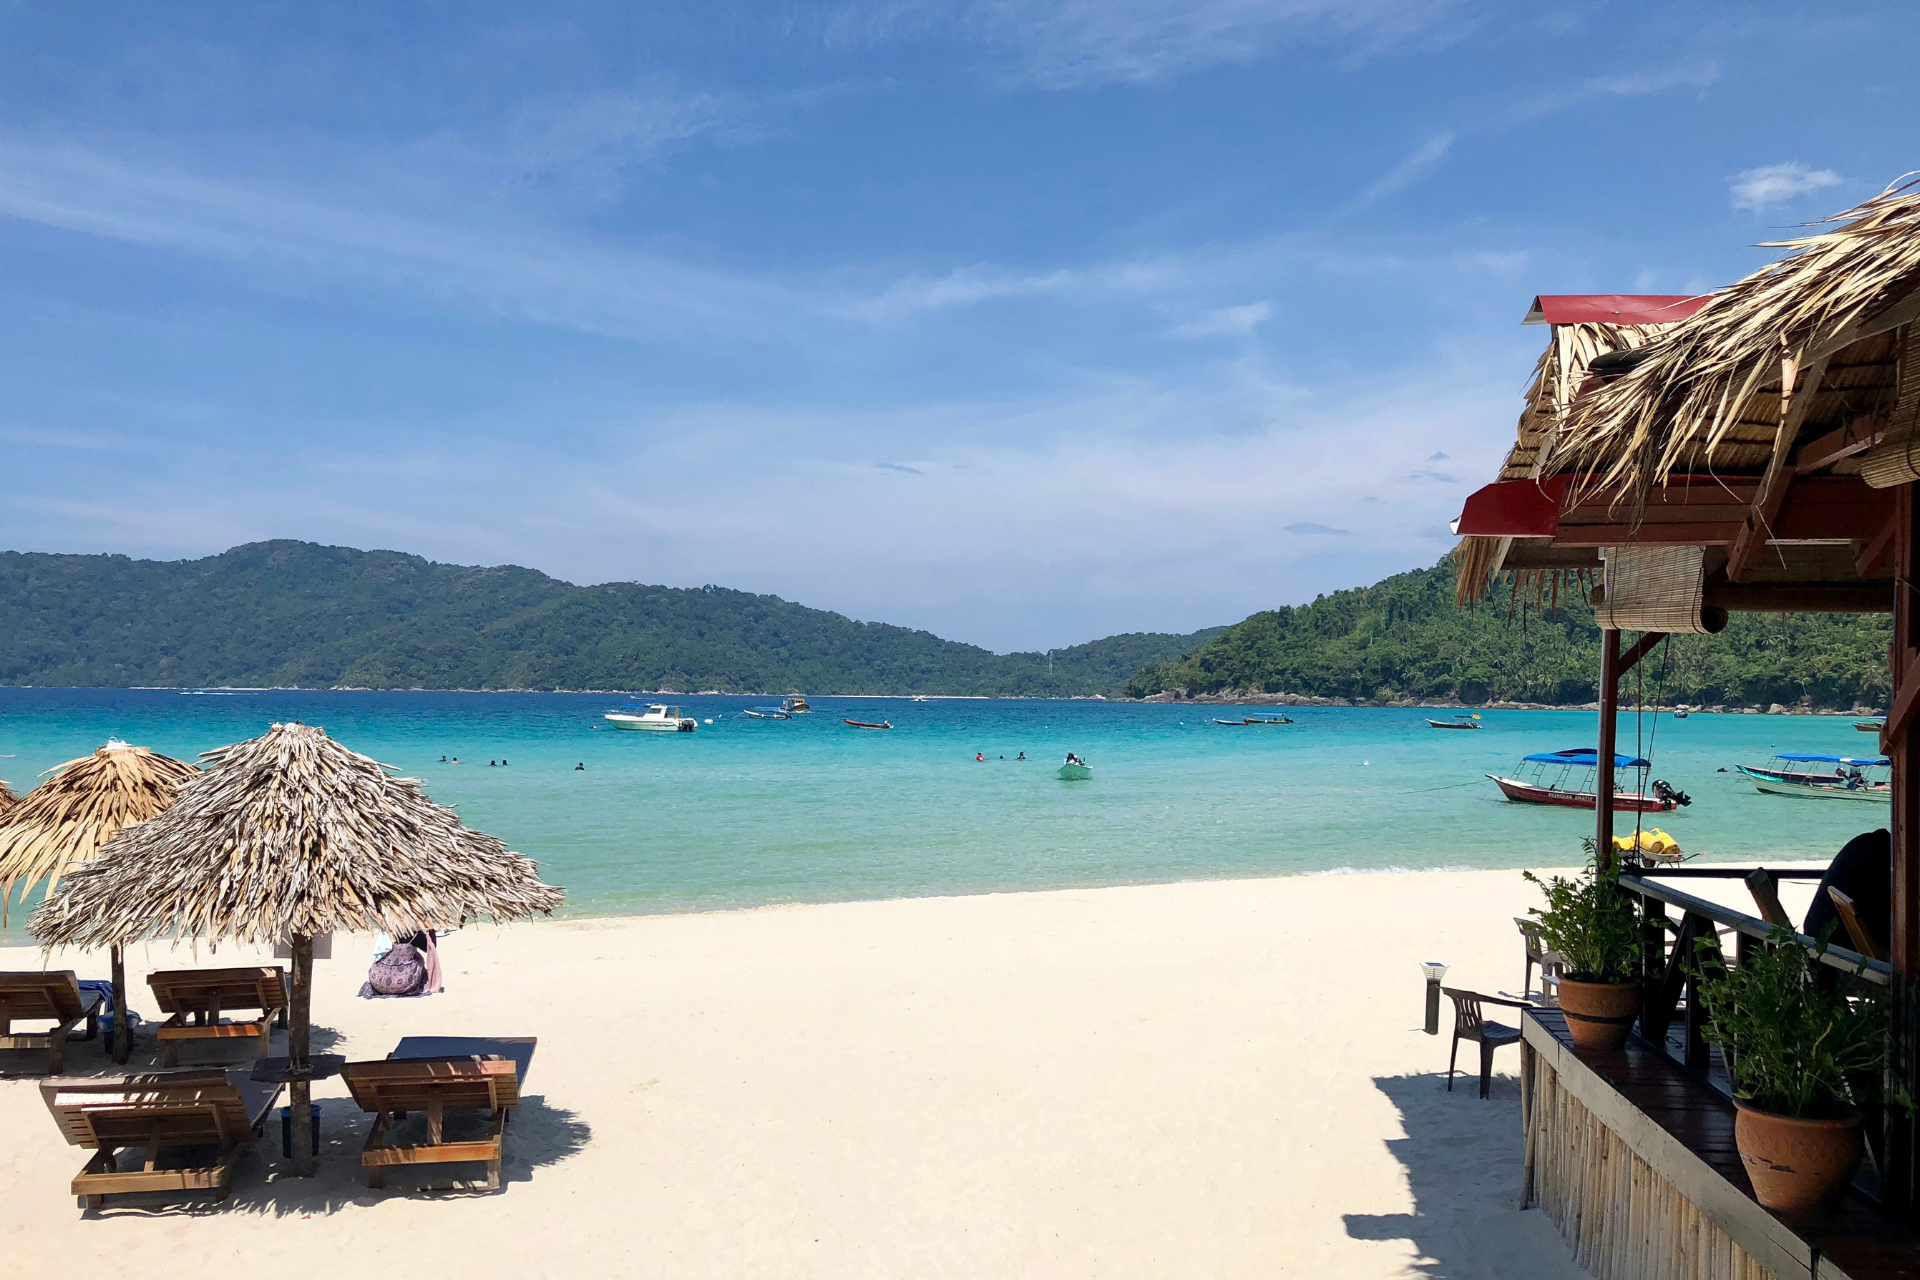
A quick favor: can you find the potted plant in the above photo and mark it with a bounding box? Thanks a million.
[1524,844,1641,1050]
[1695,925,1883,1215]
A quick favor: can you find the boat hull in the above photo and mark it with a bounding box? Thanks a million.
[1427,720,1479,729]
[1735,763,1845,786]
[843,719,892,730]
[1487,775,1675,812]
[742,709,792,720]
[605,716,694,732]
[1749,776,1890,802]
[1058,764,1092,781]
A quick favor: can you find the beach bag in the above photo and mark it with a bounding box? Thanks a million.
[361,942,427,997]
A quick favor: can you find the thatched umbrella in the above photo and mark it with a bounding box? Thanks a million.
[0,741,199,1061]
[0,778,17,815]
[33,722,563,1176]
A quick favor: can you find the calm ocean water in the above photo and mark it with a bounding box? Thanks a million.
[0,689,1888,927]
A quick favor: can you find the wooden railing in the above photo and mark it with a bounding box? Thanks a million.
[1618,868,1890,1085]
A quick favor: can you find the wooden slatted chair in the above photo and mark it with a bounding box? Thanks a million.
[40,1068,284,1209]
[1442,987,1529,1100]
[343,1047,528,1191]
[148,967,288,1067]
[0,972,103,1075]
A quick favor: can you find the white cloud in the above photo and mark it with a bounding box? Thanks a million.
[1169,302,1271,339]
[1728,162,1842,212]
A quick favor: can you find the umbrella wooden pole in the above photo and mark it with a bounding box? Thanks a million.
[109,943,130,1063]
[288,933,315,1177]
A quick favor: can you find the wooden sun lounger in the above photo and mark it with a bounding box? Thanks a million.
[343,1036,536,1191]
[148,967,288,1067]
[41,1068,284,1209]
[0,972,103,1075]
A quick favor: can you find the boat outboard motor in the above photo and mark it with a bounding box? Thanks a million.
[1651,779,1691,807]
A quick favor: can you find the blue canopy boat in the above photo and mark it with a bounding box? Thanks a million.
[1487,748,1688,812]
[1736,752,1891,801]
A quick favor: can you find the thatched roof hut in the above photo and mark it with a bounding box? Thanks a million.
[0,779,16,816]
[33,722,562,1175]
[1454,181,1920,614]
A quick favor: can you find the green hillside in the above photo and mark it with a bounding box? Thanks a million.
[1122,559,1891,710]
[0,541,1219,695]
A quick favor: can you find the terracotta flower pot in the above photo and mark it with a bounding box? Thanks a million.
[1556,979,1639,1050]
[1734,1104,1863,1215]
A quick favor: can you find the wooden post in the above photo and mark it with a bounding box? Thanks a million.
[109,943,130,1064]
[287,933,315,1178]
[1889,482,1920,1215]
[1596,628,1621,867]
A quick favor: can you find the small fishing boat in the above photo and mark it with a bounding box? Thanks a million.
[604,703,697,732]
[1672,709,1689,719]
[785,695,811,714]
[1058,759,1092,780]
[1858,719,1886,732]
[1736,753,1890,802]
[843,718,892,730]
[742,705,792,720]
[1427,714,1481,729]
[1486,749,1689,812]
[1213,715,1293,725]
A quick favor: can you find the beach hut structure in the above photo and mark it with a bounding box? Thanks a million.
[0,779,17,815]
[31,722,563,1176]
[0,742,199,1061]
[1454,181,1920,1275]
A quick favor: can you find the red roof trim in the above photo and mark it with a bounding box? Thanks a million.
[1452,476,1571,538]
[1522,294,1712,327]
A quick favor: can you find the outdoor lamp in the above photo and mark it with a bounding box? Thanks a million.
[1419,962,1449,1035]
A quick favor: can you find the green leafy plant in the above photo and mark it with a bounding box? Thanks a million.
[1522,842,1641,983]
[1693,925,1884,1119]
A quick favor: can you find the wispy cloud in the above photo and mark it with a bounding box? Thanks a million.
[1358,132,1454,206]
[1285,521,1350,535]
[1169,302,1271,339]
[1728,162,1842,212]
[828,0,1466,89]
[875,461,925,474]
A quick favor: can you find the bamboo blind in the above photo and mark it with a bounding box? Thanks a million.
[1862,326,1920,489]
[1529,1056,1780,1280]
[1595,545,1712,634]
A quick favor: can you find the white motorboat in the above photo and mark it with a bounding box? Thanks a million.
[604,703,697,732]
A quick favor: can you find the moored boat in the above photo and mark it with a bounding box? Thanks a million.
[843,718,892,730]
[1486,748,1688,812]
[1857,719,1886,732]
[742,706,792,719]
[785,695,811,714]
[1736,753,1890,802]
[1213,715,1293,725]
[1427,714,1481,729]
[604,703,697,732]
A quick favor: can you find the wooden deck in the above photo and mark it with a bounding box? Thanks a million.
[1525,1009,1920,1280]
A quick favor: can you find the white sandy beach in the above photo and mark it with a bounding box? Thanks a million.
[0,867,1722,1279]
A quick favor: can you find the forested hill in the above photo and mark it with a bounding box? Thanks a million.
[1122,559,1891,711]
[0,541,1221,695]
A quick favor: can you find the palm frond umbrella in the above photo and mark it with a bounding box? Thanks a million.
[33,722,563,1176]
[0,778,18,814]
[0,741,199,1061]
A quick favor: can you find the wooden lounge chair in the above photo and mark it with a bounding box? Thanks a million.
[343,1036,536,1191]
[41,1068,284,1209]
[0,972,103,1075]
[147,967,288,1067]
[1442,987,1528,1100]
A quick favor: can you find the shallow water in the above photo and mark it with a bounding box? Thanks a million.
[0,689,1884,926]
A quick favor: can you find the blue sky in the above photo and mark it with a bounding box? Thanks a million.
[2,2,1915,650]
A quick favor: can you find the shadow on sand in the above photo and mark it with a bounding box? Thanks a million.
[1343,1072,1587,1280]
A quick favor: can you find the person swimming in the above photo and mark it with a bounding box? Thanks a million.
[976,752,985,762]
[575,762,585,770]
[1016,752,1025,761]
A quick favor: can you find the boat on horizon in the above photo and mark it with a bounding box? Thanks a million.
[843,718,892,730]
[604,703,698,732]
[1486,748,1689,813]
[1213,715,1293,726]
[742,705,792,719]
[1427,714,1481,729]
[1736,753,1890,802]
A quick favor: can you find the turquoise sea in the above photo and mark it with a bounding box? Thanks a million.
[0,689,1889,926]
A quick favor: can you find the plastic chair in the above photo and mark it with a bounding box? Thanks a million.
[1442,987,1528,1099]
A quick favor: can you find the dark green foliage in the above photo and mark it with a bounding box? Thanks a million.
[0,541,1219,695]
[1523,846,1641,984]
[1693,925,1883,1119]
[1123,558,1892,709]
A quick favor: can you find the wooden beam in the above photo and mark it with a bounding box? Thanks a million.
[1596,629,1620,862]
[1703,582,1891,613]
[1794,414,1883,473]
[1858,507,1901,578]
[1727,347,1830,583]
[1616,631,1666,677]
[1811,287,1920,362]
[1884,667,1920,756]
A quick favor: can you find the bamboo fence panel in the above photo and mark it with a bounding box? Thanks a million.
[1530,1056,1779,1280]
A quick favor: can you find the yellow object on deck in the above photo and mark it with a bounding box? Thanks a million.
[1611,828,1683,861]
